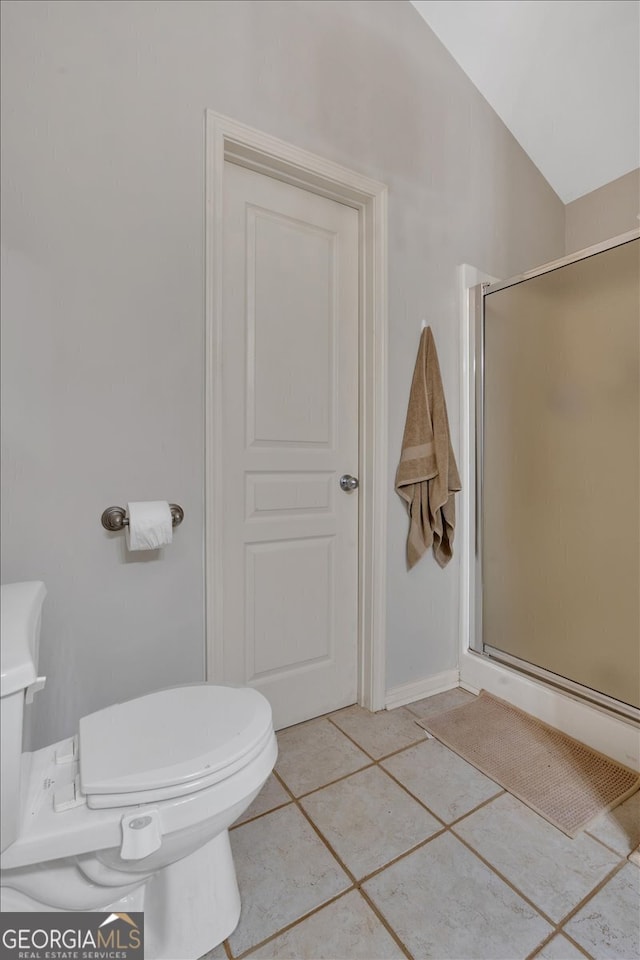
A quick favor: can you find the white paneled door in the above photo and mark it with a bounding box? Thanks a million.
[220,161,360,730]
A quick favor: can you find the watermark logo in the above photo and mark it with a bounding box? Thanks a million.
[0,911,144,959]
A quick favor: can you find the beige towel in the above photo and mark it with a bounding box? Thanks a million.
[395,326,461,569]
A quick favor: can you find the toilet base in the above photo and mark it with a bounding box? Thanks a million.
[0,884,145,914]
[144,829,241,960]
[1,831,241,960]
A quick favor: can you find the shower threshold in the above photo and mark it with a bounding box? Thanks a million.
[481,644,640,726]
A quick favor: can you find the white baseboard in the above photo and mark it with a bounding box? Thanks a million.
[385,669,460,710]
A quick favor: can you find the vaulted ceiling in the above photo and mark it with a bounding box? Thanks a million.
[411,0,640,203]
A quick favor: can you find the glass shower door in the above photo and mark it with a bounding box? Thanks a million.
[479,237,640,711]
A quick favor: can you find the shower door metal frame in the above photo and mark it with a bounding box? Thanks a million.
[472,228,640,724]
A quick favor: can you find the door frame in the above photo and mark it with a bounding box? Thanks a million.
[204,110,388,712]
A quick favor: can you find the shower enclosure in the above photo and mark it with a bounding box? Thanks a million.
[472,231,639,720]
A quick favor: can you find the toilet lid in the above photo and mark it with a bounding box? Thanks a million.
[78,684,272,797]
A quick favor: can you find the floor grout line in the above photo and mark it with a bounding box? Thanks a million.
[326,712,429,764]
[553,859,628,929]
[402,693,475,720]
[226,698,635,960]
[272,766,296,798]
[583,828,634,860]
[325,714,379,762]
[524,928,595,960]
[355,826,449,886]
[558,930,595,960]
[229,741,452,956]
[451,829,628,957]
[232,886,357,959]
[272,774,428,960]
[357,886,415,960]
[226,769,358,958]
[234,783,627,960]
[230,764,434,960]
[376,763,450,827]
[235,753,506,835]
[555,929,597,960]
[294,794,360,887]
[230,799,293,831]
[365,734,433,763]
[282,760,376,801]
[450,829,559,928]
[447,787,508,826]
[379,759,506,830]
[524,928,560,960]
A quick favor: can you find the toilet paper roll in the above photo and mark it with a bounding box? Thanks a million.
[125,501,173,551]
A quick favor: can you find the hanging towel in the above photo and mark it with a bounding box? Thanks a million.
[395,326,461,569]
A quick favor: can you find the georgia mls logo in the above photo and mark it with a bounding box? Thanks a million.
[98,913,142,947]
[101,913,137,926]
[0,911,144,959]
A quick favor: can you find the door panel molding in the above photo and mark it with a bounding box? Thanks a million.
[205,111,388,712]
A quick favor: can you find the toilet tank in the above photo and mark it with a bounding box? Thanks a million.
[1,581,47,852]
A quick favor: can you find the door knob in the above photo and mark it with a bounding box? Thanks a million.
[340,474,359,492]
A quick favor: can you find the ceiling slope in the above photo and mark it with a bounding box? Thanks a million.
[411,0,640,202]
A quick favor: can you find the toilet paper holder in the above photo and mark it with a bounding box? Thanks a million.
[101,503,184,532]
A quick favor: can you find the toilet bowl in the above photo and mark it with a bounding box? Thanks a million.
[0,582,277,960]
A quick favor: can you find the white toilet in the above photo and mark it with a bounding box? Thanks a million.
[0,581,277,959]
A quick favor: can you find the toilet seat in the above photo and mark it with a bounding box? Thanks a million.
[1,720,277,871]
[79,684,273,809]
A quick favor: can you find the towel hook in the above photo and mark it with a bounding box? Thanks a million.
[101,504,184,532]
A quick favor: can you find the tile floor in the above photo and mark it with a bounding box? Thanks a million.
[202,688,640,960]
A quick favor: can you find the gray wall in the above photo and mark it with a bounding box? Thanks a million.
[1,0,565,747]
[565,169,640,253]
